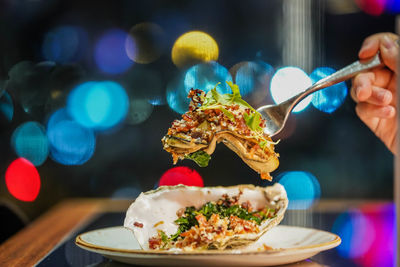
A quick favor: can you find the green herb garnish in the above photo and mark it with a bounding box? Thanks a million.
[158,194,277,246]
[171,200,276,241]
[200,81,263,132]
[159,230,168,243]
[185,150,211,167]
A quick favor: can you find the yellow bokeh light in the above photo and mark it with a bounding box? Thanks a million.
[171,31,219,68]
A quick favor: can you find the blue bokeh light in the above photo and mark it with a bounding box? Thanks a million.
[166,72,190,114]
[310,67,348,113]
[94,29,134,74]
[67,81,129,131]
[11,121,49,166]
[277,171,321,210]
[42,26,88,63]
[235,61,274,96]
[184,61,233,94]
[0,91,13,121]
[47,109,96,165]
[385,0,400,13]
[270,67,312,113]
[331,209,375,259]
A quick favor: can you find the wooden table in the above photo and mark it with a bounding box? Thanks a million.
[0,198,390,267]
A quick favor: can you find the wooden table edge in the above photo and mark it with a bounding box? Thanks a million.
[0,198,132,267]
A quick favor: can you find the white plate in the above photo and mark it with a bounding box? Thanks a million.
[76,225,340,266]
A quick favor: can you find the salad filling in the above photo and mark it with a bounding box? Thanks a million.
[148,192,277,250]
[162,82,279,180]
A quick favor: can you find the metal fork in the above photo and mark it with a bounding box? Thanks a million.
[257,53,383,137]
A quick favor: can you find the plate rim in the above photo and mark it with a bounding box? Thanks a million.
[75,225,341,256]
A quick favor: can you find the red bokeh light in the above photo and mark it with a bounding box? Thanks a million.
[5,158,41,202]
[355,0,386,16]
[159,166,204,187]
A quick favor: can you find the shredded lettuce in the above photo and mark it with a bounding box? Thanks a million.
[185,150,211,167]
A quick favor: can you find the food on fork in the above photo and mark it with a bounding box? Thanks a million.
[162,82,279,180]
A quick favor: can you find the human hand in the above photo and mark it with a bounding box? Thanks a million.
[351,33,398,154]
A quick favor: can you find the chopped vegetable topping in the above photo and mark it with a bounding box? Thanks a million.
[149,192,277,250]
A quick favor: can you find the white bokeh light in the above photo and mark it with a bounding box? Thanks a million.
[270,67,312,113]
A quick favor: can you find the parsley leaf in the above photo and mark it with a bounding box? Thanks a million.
[243,111,263,132]
[185,150,211,167]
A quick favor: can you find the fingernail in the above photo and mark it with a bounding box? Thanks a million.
[359,40,371,54]
[377,90,389,102]
[383,106,395,117]
[382,36,395,50]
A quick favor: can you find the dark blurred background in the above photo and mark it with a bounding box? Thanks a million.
[0,0,398,242]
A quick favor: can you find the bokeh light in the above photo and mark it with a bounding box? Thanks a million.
[0,91,14,122]
[47,109,96,165]
[126,22,165,64]
[11,121,49,166]
[385,0,400,13]
[166,71,190,114]
[277,171,321,210]
[159,166,204,187]
[310,67,348,113]
[233,61,274,97]
[332,204,394,267]
[5,158,41,202]
[358,204,394,267]
[355,0,386,16]
[67,81,129,130]
[94,29,133,74]
[332,209,375,259]
[126,99,154,125]
[42,25,88,63]
[184,61,233,94]
[172,31,219,68]
[270,67,312,113]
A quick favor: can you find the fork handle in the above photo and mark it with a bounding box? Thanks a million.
[285,53,384,112]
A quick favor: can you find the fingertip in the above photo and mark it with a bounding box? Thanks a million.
[383,105,396,118]
[356,86,370,101]
[359,48,370,58]
[359,38,378,58]
[380,37,399,73]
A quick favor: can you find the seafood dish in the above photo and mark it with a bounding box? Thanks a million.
[162,82,279,180]
[124,184,288,251]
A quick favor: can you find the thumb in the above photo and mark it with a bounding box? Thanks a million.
[380,35,399,73]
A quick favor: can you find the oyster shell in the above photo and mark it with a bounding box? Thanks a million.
[124,183,288,250]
